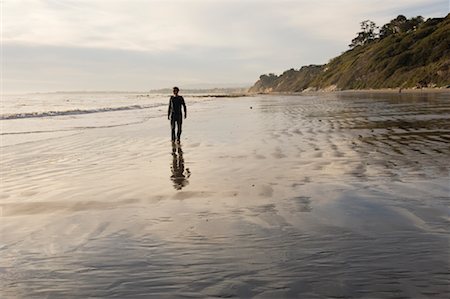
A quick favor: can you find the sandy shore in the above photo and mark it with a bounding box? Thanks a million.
[251,87,450,96]
[339,87,450,94]
[1,92,449,298]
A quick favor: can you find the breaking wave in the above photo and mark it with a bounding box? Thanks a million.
[0,104,164,120]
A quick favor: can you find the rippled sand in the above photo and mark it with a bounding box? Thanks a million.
[1,92,449,298]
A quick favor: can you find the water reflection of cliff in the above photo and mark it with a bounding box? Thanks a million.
[170,143,191,190]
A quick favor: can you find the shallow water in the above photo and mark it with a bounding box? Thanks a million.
[1,92,449,298]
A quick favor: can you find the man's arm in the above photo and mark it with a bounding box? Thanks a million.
[182,97,187,118]
[168,97,172,119]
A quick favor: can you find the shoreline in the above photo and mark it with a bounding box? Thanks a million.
[338,87,450,94]
[248,87,450,95]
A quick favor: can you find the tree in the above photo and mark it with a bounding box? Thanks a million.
[379,15,424,38]
[259,73,278,85]
[349,20,379,48]
[393,15,408,33]
[408,16,424,30]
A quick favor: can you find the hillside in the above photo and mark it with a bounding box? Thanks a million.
[249,14,450,92]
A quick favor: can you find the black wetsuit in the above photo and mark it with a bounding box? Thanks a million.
[168,95,186,141]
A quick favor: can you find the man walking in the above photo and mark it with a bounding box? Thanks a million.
[168,87,187,143]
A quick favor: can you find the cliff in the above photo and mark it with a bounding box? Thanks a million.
[249,14,450,92]
[249,65,324,93]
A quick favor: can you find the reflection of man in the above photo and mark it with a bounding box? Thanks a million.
[170,143,191,190]
[168,87,187,143]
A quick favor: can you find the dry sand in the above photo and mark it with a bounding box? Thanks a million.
[1,92,449,298]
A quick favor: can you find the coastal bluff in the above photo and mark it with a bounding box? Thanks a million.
[249,14,450,93]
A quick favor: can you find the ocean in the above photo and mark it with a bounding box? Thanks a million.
[1,92,216,146]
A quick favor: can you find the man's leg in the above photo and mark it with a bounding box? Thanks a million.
[171,118,176,141]
[176,117,183,141]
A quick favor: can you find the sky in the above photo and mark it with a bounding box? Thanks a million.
[2,0,449,92]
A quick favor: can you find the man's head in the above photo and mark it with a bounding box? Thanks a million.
[173,87,179,95]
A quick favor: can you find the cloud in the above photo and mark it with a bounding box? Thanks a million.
[5,0,190,51]
[5,0,446,51]
[271,0,448,43]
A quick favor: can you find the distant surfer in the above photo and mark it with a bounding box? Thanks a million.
[168,86,187,143]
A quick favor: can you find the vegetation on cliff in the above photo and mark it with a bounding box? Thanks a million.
[249,14,450,92]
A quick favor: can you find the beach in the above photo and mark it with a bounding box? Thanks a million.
[1,91,449,298]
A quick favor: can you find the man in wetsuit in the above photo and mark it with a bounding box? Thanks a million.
[168,86,187,142]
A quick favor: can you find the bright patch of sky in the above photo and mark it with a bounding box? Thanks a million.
[2,0,449,92]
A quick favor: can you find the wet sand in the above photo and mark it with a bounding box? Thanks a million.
[1,92,449,298]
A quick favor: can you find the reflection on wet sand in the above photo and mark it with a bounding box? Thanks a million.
[170,142,191,190]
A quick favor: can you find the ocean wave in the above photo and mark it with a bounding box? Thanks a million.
[0,104,164,120]
[1,116,154,136]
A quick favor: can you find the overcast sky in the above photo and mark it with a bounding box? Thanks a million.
[3,0,449,92]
